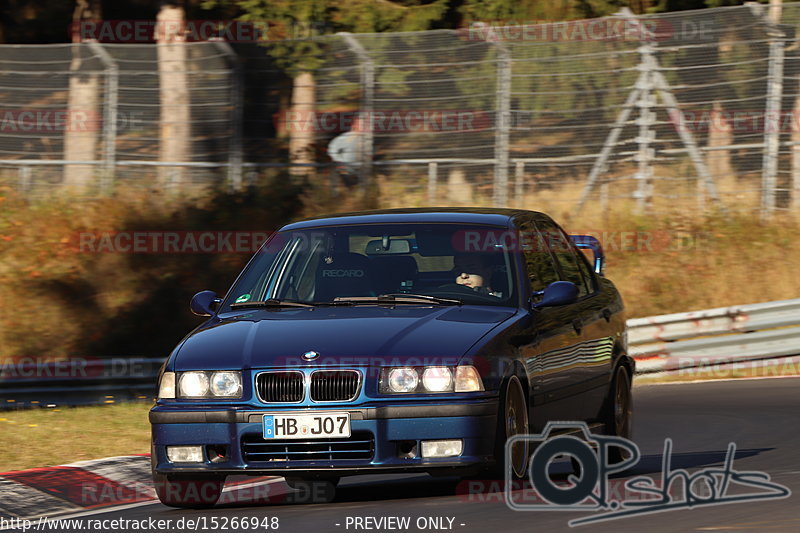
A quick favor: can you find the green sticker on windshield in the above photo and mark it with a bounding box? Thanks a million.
[235,293,251,303]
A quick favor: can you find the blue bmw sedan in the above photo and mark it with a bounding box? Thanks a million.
[150,208,632,507]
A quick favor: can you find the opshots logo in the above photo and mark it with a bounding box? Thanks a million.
[505,422,791,526]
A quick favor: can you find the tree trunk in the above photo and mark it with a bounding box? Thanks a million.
[157,4,190,189]
[289,71,316,180]
[63,0,102,192]
[706,101,733,203]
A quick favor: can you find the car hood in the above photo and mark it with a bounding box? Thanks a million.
[173,305,515,370]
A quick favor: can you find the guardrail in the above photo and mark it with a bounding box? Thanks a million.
[0,357,163,409]
[628,297,800,373]
[2,298,799,407]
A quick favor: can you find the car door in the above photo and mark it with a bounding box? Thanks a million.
[512,217,584,430]
[535,217,613,421]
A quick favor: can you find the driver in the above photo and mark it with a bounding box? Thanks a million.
[453,254,498,296]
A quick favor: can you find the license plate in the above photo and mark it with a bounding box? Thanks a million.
[262,412,351,439]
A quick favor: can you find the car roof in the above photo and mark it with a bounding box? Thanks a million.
[280,207,550,231]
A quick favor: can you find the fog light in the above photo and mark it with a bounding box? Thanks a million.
[421,439,463,458]
[167,445,204,463]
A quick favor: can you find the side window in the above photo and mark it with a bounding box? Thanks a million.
[273,236,325,301]
[574,248,597,294]
[535,219,591,298]
[517,221,558,293]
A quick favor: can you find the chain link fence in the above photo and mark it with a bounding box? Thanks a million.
[4,4,800,216]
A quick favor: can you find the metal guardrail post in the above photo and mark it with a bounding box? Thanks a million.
[87,41,118,194]
[340,33,374,193]
[212,40,244,192]
[493,41,511,208]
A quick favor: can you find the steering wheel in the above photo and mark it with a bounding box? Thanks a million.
[427,283,500,301]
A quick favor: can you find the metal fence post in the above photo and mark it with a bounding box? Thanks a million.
[18,166,31,192]
[87,41,118,194]
[634,45,655,213]
[340,33,374,192]
[493,41,511,208]
[213,41,243,192]
[428,162,438,204]
[761,23,785,219]
[515,160,524,207]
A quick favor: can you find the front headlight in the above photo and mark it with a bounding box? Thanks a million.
[422,367,453,392]
[210,371,243,397]
[387,367,419,393]
[176,371,243,399]
[179,372,209,397]
[380,365,483,394]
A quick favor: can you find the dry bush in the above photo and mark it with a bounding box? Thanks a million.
[1,175,797,360]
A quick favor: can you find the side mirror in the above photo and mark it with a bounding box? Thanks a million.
[190,290,220,316]
[533,281,578,308]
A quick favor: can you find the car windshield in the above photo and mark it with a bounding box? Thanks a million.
[220,223,517,309]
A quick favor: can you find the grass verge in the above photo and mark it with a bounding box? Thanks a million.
[0,402,152,472]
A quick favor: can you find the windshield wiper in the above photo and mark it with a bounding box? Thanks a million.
[230,298,314,309]
[333,294,462,306]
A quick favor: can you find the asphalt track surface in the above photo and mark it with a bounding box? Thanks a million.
[47,378,800,533]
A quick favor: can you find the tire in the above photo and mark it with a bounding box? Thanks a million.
[152,472,224,509]
[486,375,530,480]
[603,364,633,464]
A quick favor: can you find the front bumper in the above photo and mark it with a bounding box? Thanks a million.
[150,399,497,477]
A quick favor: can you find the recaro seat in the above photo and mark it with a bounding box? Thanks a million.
[314,252,374,301]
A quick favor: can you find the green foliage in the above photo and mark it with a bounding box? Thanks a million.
[203,0,449,75]
[459,0,629,23]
